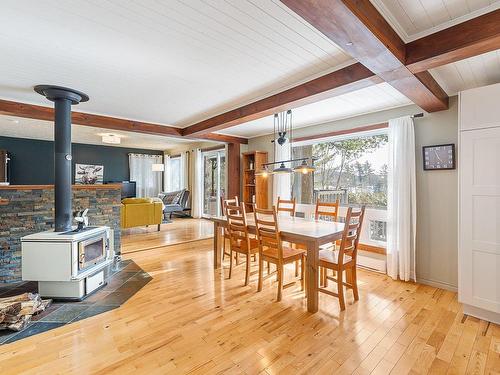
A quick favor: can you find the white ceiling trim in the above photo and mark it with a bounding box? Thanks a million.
[370,0,500,42]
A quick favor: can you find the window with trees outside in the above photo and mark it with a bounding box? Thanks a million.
[169,156,181,192]
[291,130,388,242]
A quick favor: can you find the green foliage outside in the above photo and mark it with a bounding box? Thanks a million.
[293,134,389,208]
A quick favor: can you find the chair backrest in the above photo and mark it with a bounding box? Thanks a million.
[338,206,366,266]
[226,202,250,253]
[276,196,296,217]
[253,205,283,260]
[315,199,340,221]
[221,195,239,216]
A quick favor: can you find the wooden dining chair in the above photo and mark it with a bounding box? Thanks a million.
[276,196,296,217]
[277,196,301,277]
[221,196,239,261]
[253,206,305,301]
[318,206,365,311]
[315,199,340,221]
[315,199,340,282]
[226,203,259,286]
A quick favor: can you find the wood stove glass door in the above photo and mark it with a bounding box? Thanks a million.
[78,235,106,271]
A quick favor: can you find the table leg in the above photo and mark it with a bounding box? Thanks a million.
[213,222,222,269]
[306,240,319,313]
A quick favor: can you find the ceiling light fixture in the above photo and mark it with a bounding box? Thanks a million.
[273,162,293,174]
[255,165,270,177]
[293,159,316,174]
[101,134,121,144]
[255,109,316,177]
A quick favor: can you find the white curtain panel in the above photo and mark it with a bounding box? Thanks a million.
[191,148,203,218]
[129,154,163,198]
[387,116,417,282]
[164,154,171,193]
[180,151,189,190]
[272,138,292,205]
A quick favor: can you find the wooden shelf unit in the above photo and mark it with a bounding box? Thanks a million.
[242,151,268,211]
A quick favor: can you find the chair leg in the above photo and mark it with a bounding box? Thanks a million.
[157,224,161,231]
[300,256,305,291]
[337,269,345,311]
[236,253,240,265]
[267,261,270,275]
[258,256,263,292]
[352,267,359,301]
[222,235,226,261]
[228,248,233,280]
[295,260,299,277]
[244,253,250,286]
[277,264,283,302]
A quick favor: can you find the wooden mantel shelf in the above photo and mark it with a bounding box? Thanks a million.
[0,184,122,190]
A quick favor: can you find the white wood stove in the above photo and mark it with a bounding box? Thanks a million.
[22,226,114,300]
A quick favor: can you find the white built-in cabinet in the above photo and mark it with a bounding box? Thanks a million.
[459,83,500,324]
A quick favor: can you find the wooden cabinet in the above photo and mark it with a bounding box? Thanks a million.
[459,83,500,324]
[242,151,268,211]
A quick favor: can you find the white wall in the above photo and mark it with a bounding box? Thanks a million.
[247,97,459,290]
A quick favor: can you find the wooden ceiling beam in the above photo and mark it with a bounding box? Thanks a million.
[281,0,449,113]
[181,63,382,136]
[406,9,500,73]
[0,99,248,144]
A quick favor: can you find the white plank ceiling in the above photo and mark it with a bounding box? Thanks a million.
[371,0,500,42]
[0,116,192,150]
[1,0,498,144]
[430,49,500,95]
[0,0,351,128]
[216,83,412,138]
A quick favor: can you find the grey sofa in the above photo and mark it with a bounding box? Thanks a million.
[158,189,191,221]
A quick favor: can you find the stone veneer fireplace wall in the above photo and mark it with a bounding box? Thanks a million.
[0,184,121,283]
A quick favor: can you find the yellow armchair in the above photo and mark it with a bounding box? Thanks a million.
[121,197,163,230]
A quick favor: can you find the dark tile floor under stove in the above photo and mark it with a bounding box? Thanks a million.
[0,259,152,345]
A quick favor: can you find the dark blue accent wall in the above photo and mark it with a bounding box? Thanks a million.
[0,136,163,185]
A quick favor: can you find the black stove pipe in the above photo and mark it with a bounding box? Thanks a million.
[34,85,89,232]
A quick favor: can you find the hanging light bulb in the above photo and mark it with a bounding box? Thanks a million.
[255,165,270,177]
[293,159,316,174]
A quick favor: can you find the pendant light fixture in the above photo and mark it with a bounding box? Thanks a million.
[255,108,316,177]
[293,159,316,174]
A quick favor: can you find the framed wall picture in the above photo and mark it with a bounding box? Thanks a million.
[75,164,104,184]
[423,144,456,170]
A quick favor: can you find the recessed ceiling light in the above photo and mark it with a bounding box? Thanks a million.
[7,118,19,124]
[345,42,353,46]
[101,134,121,144]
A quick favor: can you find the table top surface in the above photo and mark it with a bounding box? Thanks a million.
[208,213,345,242]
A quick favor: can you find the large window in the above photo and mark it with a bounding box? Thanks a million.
[169,156,181,192]
[202,149,226,216]
[292,131,388,209]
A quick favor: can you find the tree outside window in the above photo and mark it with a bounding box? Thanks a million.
[292,132,388,208]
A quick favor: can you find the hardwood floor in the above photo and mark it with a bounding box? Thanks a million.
[121,218,213,254]
[0,230,499,374]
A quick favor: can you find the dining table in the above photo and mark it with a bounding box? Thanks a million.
[208,213,345,313]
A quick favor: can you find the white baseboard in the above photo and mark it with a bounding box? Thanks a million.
[416,277,458,292]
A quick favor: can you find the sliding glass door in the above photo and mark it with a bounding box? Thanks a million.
[202,149,226,216]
